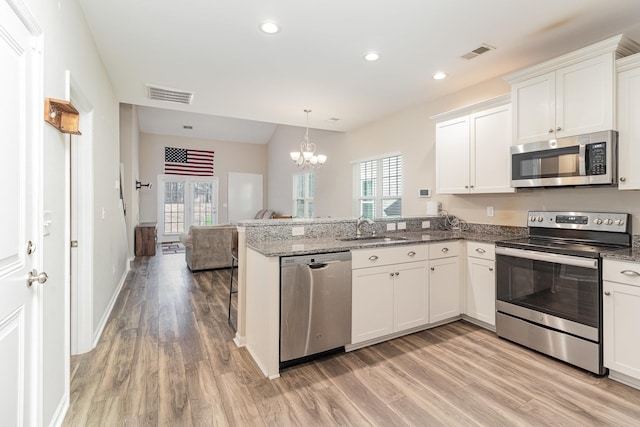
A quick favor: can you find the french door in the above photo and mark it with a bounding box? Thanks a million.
[157,175,218,242]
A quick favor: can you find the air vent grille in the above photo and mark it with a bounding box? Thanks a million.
[146,84,194,105]
[461,44,495,60]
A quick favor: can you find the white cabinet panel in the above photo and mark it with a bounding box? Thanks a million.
[394,261,429,331]
[512,72,555,143]
[352,266,394,344]
[429,256,461,323]
[435,116,470,194]
[466,257,496,326]
[617,54,640,190]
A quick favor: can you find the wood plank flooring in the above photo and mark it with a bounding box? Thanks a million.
[63,251,640,426]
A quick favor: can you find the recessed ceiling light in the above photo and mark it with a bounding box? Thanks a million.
[364,52,380,62]
[260,21,280,34]
[433,71,447,80]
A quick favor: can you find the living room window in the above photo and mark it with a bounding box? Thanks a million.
[292,172,314,218]
[353,154,402,219]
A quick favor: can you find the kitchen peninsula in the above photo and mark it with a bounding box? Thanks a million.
[232,216,525,379]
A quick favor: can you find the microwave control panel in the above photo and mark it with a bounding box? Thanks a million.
[586,142,606,175]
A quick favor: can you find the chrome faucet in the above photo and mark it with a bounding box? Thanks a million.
[356,216,374,237]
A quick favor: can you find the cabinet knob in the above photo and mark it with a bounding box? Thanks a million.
[430,266,435,271]
[620,177,626,182]
[604,291,611,296]
[556,127,562,131]
[464,185,469,189]
[548,129,554,133]
[489,267,494,272]
[390,272,395,277]
[395,272,399,276]
[470,185,474,189]
[369,255,379,261]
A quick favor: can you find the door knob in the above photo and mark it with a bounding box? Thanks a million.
[27,269,48,287]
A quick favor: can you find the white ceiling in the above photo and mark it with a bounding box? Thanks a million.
[79,0,640,143]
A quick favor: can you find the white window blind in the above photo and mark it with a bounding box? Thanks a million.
[354,154,402,219]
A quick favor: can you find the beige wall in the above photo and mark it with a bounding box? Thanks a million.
[139,133,268,224]
[267,76,640,231]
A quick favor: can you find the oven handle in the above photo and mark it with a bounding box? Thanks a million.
[495,246,598,269]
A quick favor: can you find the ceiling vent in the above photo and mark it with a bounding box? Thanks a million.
[146,84,194,105]
[461,44,495,60]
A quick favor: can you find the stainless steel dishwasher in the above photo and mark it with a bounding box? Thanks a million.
[280,251,352,367]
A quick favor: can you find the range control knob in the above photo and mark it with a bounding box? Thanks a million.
[537,216,544,222]
[615,219,625,226]
[605,219,613,225]
[594,218,603,225]
[529,216,536,223]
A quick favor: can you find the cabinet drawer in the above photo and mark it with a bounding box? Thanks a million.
[466,241,495,261]
[429,241,460,260]
[604,259,640,287]
[352,244,428,269]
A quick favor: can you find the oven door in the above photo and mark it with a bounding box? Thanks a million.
[495,246,601,341]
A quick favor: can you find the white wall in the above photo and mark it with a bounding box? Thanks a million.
[138,133,268,224]
[120,104,140,257]
[267,76,640,231]
[24,0,127,424]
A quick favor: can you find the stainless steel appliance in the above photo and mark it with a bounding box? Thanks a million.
[280,251,352,367]
[495,211,631,375]
[511,130,617,188]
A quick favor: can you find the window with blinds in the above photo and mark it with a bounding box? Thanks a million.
[292,172,314,218]
[354,154,402,219]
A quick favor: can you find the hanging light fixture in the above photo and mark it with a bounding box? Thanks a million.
[290,109,327,169]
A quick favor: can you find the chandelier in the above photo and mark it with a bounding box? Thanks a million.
[289,109,327,169]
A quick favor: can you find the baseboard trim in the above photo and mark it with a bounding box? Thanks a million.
[92,264,130,347]
[47,393,69,427]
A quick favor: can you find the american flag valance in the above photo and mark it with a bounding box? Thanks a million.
[164,147,215,176]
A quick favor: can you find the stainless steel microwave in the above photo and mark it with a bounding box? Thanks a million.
[510,130,617,188]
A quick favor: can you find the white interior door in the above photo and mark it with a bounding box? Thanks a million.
[0,2,42,425]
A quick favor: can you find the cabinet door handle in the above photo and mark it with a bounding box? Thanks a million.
[556,126,562,131]
[604,291,611,296]
[395,272,399,276]
[407,251,416,257]
[369,255,379,261]
[489,267,493,272]
[620,177,626,182]
[390,272,395,277]
[464,185,469,189]
[441,247,449,253]
[475,248,486,254]
[430,267,435,271]
[548,128,554,133]
[621,270,640,277]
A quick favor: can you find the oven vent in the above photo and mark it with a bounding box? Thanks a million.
[461,44,495,60]
[146,84,194,105]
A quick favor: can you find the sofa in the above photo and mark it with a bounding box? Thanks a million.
[179,225,237,271]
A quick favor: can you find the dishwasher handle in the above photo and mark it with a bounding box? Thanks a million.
[308,263,330,270]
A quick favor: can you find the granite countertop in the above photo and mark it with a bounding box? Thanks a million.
[602,247,640,263]
[247,230,516,257]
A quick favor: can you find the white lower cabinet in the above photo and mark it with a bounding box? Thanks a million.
[603,259,640,385]
[351,245,428,345]
[429,242,461,323]
[465,242,496,327]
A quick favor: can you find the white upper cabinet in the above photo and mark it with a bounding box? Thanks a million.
[433,95,514,195]
[506,34,640,145]
[617,53,640,190]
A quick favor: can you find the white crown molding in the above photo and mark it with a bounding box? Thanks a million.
[430,93,510,123]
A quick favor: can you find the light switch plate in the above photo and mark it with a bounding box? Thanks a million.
[422,221,431,229]
[386,223,396,231]
[398,222,406,230]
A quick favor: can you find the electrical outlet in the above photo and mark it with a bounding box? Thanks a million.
[292,226,305,236]
[422,221,431,229]
[386,223,396,231]
[487,206,494,217]
[398,222,406,230]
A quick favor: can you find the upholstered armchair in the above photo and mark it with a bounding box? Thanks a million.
[179,225,236,271]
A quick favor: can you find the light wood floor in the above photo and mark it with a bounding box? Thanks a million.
[63,251,640,426]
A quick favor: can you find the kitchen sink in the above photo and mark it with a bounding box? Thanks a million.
[339,235,410,244]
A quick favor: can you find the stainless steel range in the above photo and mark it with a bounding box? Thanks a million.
[495,211,632,375]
